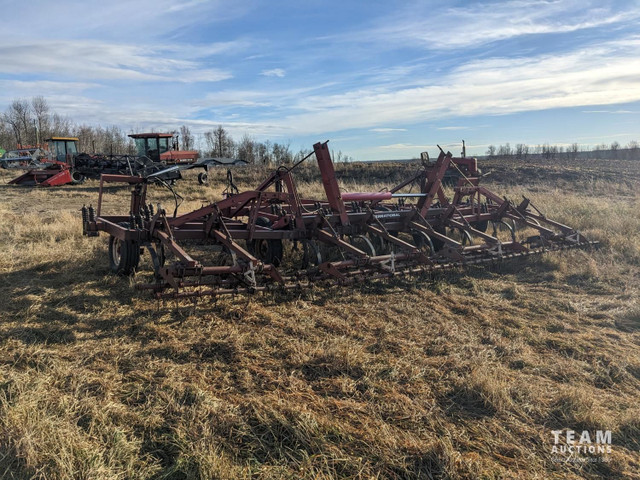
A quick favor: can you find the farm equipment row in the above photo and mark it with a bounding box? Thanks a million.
[82,141,596,299]
[8,133,199,187]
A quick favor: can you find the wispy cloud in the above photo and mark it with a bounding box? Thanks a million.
[1,0,638,159]
[336,0,640,50]
[0,40,234,83]
[370,128,407,132]
[582,109,638,114]
[378,143,433,150]
[270,36,640,134]
[261,68,286,78]
[0,0,250,41]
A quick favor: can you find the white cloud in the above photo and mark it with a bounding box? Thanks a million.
[0,0,250,41]
[261,68,286,78]
[0,40,233,83]
[331,0,640,50]
[370,128,407,132]
[582,109,638,114]
[270,36,640,135]
[378,143,433,150]
[0,79,98,97]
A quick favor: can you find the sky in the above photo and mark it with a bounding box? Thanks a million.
[1,0,639,160]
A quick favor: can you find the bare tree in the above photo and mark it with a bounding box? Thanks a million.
[569,143,579,159]
[272,142,292,164]
[497,143,512,158]
[32,96,50,144]
[541,144,557,160]
[0,120,12,150]
[4,99,33,146]
[179,125,193,150]
[515,143,529,160]
[16,99,33,146]
[51,113,72,137]
[626,140,639,160]
[236,134,256,164]
[2,111,22,147]
[610,141,620,158]
[255,141,269,165]
[206,126,234,157]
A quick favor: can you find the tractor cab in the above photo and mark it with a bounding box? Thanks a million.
[129,133,174,162]
[128,132,199,165]
[48,137,79,164]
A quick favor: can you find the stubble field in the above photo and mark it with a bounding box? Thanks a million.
[0,156,638,479]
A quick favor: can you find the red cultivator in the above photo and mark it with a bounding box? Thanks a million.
[82,141,596,299]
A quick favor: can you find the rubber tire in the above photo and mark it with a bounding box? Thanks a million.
[197,172,208,185]
[108,223,140,275]
[71,171,85,184]
[1,161,8,169]
[249,217,283,267]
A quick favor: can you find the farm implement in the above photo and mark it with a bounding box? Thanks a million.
[9,133,198,187]
[82,141,596,299]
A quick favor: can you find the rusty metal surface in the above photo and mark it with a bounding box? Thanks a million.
[82,141,597,299]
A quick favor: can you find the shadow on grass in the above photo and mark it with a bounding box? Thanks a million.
[0,258,147,344]
[0,246,603,350]
[157,249,602,318]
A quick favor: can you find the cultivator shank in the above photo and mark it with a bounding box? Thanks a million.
[83,141,596,299]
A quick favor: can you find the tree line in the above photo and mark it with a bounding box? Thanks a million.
[0,97,354,165]
[485,141,640,160]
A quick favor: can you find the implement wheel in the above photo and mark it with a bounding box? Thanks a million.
[430,225,447,251]
[71,170,85,184]
[108,223,140,275]
[349,234,376,257]
[249,217,283,267]
[302,240,322,269]
[197,172,208,185]
[412,230,434,255]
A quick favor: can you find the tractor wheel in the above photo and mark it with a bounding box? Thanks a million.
[71,171,85,184]
[248,217,283,266]
[108,223,140,275]
[197,172,208,185]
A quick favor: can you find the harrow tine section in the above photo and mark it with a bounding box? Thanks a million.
[82,139,598,300]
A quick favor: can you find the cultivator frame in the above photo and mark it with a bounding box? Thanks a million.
[82,141,596,299]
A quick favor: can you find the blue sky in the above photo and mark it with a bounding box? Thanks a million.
[1,0,639,159]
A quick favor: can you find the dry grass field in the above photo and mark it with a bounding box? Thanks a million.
[0,156,639,479]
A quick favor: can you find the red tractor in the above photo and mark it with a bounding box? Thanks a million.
[128,133,199,165]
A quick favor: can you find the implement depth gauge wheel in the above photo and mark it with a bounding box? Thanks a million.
[248,217,283,267]
[108,223,140,275]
